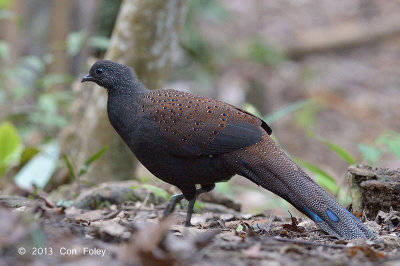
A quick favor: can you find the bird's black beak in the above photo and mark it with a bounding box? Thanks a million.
[81,74,95,83]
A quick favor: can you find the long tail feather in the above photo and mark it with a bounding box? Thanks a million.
[228,136,376,240]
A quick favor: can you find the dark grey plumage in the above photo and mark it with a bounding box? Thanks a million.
[82,60,376,240]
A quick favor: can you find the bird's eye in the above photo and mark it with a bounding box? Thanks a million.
[95,68,103,75]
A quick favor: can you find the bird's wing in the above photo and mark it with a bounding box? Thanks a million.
[142,89,271,157]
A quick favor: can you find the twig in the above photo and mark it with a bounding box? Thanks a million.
[271,236,346,249]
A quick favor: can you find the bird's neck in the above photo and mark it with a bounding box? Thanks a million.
[107,88,143,139]
[107,79,149,96]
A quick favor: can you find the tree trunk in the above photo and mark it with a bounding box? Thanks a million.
[59,0,188,185]
[0,0,23,66]
[48,0,72,91]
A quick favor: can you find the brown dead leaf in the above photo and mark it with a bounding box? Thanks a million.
[192,229,220,250]
[375,208,399,232]
[120,217,176,266]
[0,207,30,246]
[238,231,247,240]
[75,209,106,222]
[63,205,80,214]
[243,242,262,258]
[249,217,274,235]
[120,217,218,265]
[191,213,212,225]
[37,194,56,208]
[219,231,243,242]
[91,220,131,242]
[346,245,386,261]
[282,213,305,233]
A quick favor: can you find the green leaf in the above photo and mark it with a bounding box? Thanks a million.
[357,143,382,164]
[0,0,12,8]
[314,137,355,165]
[215,182,233,196]
[264,99,313,124]
[141,184,170,200]
[39,74,73,89]
[336,187,352,206]
[62,154,76,181]
[19,147,40,165]
[236,224,243,232]
[0,121,21,174]
[241,102,262,118]
[313,173,340,195]
[88,36,110,51]
[293,101,321,129]
[194,201,205,210]
[376,131,400,159]
[293,157,339,195]
[78,146,107,176]
[56,199,74,208]
[66,31,85,57]
[385,139,400,159]
[38,93,58,114]
[22,56,45,73]
[322,140,355,165]
[0,41,10,61]
[248,39,286,66]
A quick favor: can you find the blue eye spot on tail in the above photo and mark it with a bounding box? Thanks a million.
[303,207,322,223]
[326,209,339,222]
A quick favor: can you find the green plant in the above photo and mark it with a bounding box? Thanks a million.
[130,184,170,205]
[247,39,286,67]
[66,32,110,57]
[0,49,73,137]
[0,121,22,175]
[358,130,400,165]
[63,146,108,183]
[0,121,61,190]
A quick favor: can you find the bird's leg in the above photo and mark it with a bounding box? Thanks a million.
[164,184,216,226]
[185,198,196,227]
[184,184,215,227]
[164,193,185,216]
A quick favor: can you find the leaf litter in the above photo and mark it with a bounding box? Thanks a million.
[0,181,399,266]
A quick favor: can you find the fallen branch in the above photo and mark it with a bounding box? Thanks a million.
[284,16,400,58]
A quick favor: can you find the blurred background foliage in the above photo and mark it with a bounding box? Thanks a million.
[1,0,400,215]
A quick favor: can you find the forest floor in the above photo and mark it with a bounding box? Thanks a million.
[1,179,399,266]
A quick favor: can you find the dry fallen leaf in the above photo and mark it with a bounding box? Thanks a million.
[282,212,305,233]
[243,242,262,258]
[346,245,386,261]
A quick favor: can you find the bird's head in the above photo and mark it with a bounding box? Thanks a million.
[81,60,136,91]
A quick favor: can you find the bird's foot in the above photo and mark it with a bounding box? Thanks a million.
[163,193,184,217]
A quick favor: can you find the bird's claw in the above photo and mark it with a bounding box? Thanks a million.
[163,193,184,217]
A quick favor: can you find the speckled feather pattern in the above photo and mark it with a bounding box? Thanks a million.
[84,60,376,240]
[223,134,376,239]
[139,90,267,156]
